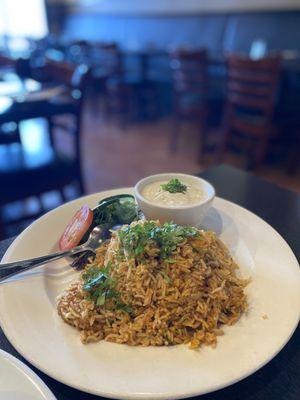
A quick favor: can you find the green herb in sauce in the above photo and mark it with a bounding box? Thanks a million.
[160,178,187,194]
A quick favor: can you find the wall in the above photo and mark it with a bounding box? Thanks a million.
[48,0,300,14]
[46,0,300,60]
[45,1,300,118]
[55,10,300,54]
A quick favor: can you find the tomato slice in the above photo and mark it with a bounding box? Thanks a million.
[59,205,93,250]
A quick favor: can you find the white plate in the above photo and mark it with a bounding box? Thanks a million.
[0,189,299,400]
[0,349,56,400]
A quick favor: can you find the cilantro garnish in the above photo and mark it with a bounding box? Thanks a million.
[160,178,187,194]
[152,223,197,259]
[161,270,172,284]
[118,222,198,260]
[82,222,198,309]
[118,221,157,258]
[82,262,130,312]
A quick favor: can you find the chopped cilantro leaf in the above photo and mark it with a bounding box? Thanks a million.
[164,258,177,264]
[160,178,187,194]
[161,270,172,284]
[82,262,131,313]
[96,294,106,306]
[116,303,132,313]
[117,222,198,260]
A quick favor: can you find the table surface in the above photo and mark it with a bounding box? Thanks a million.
[0,164,299,400]
[0,72,66,123]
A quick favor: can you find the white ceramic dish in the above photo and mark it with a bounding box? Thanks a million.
[0,349,56,400]
[134,173,215,226]
[0,188,299,400]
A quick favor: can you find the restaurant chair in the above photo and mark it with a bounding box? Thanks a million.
[288,128,300,174]
[169,49,208,161]
[105,78,137,127]
[0,54,15,68]
[68,40,90,64]
[0,61,90,238]
[85,42,136,123]
[14,57,32,79]
[89,42,121,90]
[217,54,281,168]
[103,45,141,126]
[0,56,26,146]
[0,54,20,81]
[0,122,21,145]
[31,60,91,195]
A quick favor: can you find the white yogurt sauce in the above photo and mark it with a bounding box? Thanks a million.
[142,179,205,206]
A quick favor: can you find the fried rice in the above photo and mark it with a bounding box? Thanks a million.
[57,221,249,349]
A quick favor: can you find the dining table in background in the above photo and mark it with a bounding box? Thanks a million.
[0,164,299,400]
[120,48,167,81]
[119,48,300,78]
[0,71,67,124]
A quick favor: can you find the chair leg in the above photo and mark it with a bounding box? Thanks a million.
[242,136,253,170]
[198,116,207,163]
[255,136,269,168]
[77,173,85,195]
[170,116,181,152]
[35,196,46,217]
[103,94,112,120]
[47,117,55,147]
[216,125,230,163]
[0,208,5,240]
[59,188,67,203]
[16,123,22,143]
[287,130,300,175]
[74,160,86,196]
[118,111,128,131]
[216,103,233,163]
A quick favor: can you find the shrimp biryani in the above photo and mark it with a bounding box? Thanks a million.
[57,220,249,349]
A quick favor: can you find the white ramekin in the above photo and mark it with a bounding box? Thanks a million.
[134,173,215,226]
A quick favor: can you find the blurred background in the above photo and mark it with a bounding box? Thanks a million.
[0,0,299,239]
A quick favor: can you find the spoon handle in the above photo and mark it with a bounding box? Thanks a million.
[0,246,88,283]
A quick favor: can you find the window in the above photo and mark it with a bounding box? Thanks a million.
[0,0,48,53]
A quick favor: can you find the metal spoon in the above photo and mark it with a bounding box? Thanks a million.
[0,225,107,283]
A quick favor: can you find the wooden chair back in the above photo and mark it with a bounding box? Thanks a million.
[0,123,21,145]
[168,49,208,159]
[39,60,91,193]
[0,56,22,145]
[68,40,91,62]
[0,54,15,68]
[218,54,282,168]
[170,49,208,119]
[90,42,122,77]
[42,60,90,90]
[226,54,281,118]
[170,49,207,94]
[0,61,90,238]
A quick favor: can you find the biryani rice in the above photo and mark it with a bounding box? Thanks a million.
[57,221,249,349]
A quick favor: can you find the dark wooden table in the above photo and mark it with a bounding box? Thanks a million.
[0,72,66,124]
[0,164,299,400]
